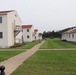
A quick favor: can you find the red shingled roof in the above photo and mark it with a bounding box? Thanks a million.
[34,29,38,32]
[22,25,33,29]
[62,27,76,34]
[67,28,76,33]
[39,33,42,36]
[0,10,14,14]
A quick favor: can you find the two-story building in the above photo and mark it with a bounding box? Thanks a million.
[0,10,22,48]
[38,33,42,40]
[22,25,34,42]
[34,29,39,40]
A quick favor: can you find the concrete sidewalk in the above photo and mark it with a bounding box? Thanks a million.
[39,48,76,50]
[0,41,44,75]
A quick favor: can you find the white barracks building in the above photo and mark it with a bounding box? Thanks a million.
[22,25,34,42]
[0,10,22,48]
[34,29,39,40]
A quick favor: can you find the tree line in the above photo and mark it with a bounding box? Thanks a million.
[42,26,76,38]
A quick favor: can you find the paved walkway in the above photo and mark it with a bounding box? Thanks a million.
[39,48,76,50]
[0,41,44,75]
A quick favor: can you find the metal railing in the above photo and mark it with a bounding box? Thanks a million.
[14,25,22,31]
[14,25,22,37]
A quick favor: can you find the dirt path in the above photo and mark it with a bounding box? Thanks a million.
[0,41,44,75]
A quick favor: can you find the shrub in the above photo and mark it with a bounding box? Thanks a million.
[10,43,22,48]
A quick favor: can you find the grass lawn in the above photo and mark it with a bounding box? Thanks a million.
[11,50,76,75]
[14,41,40,49]
[0,50,24,62]
[0,41,40,62]
[40,38,76,49]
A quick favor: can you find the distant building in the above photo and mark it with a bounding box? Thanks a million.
[0,10,22,48]
[62,27,76,42]
[22,25,34,42]
[34,29,39,40]
[39,33,42,40]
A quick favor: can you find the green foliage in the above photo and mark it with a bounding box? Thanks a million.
[42,31,61,38]
[42,26,76,38]
[11,50,76,75]
[40,38,76,49]
[10,43,22,48]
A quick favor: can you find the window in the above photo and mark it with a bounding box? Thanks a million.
[27,29,29,32]
[15,14,17,17]
[22,29,23,32]
[69,34,70,38]
[27,35,29,38]
[0,17,2,23]
[35,36,36,40]
[72,34,74,38]
[22,36,24,42]
[0,32,3,38]
[14,20,15,26]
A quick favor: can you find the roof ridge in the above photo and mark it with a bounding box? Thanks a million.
[22,25,33,29]
[0,10,15,14]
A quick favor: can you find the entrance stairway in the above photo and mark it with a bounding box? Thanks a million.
[14,25,22,37]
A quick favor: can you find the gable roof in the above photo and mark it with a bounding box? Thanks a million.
[0,10,14,14]
[39,33,42,36]
[22,25,33,29]
[34,29,38,32]
[62,27,76,34]
[67,28,76,33]
[0,10,22,22]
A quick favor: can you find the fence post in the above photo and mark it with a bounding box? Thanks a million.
[0,66,5,75]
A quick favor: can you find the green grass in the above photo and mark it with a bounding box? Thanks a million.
[11,50,76,75]
[0,50,24,62]
[0,41,39,62]
[15,41,39,49]
[0,41,39,51]
[40,38,76,49]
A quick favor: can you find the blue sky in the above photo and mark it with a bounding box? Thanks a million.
[0,0,76,32]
